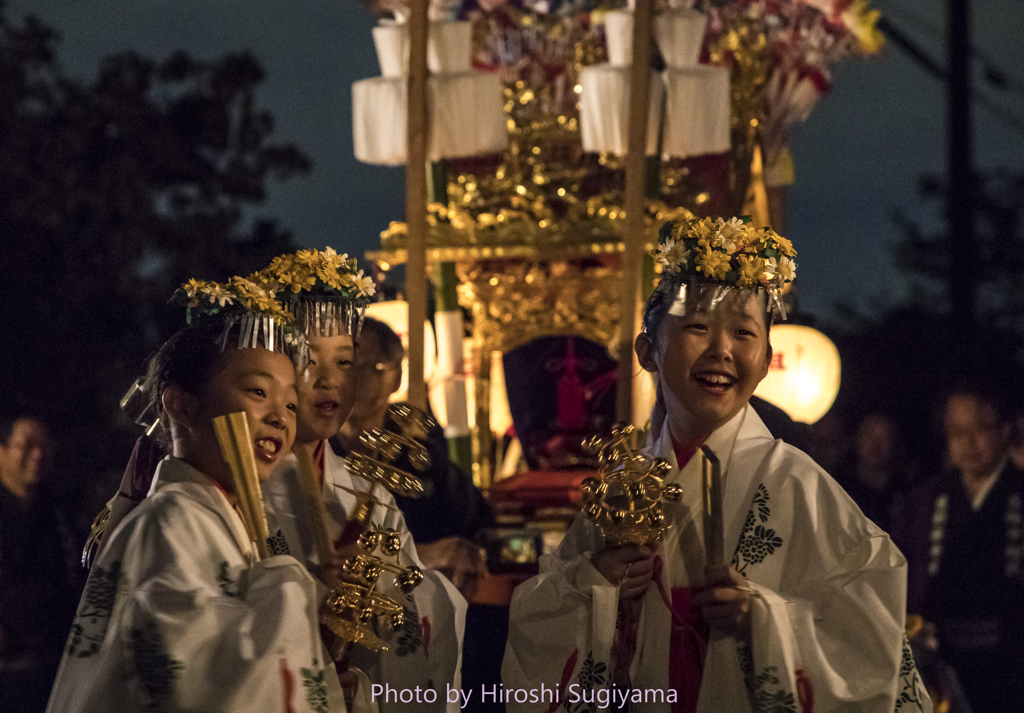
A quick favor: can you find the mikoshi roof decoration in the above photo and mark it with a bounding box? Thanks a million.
[251,248,376,337]
[173,276,294,352]
[366,0,882,261]
[705,0,884,174]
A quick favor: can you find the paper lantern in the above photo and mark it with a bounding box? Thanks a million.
[754,324,841,424]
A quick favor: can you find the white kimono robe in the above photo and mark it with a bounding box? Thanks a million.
[47,456,348,713]
[263,445,467,713]
[503,405,931,713]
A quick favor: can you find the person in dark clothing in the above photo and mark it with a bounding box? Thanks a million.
[893,386,1024,713]
[335,317,492,599]
[748,394,811,452]
[834,411,913,534]
[0,415,83,713]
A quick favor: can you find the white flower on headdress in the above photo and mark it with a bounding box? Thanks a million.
[323,246,350,268]
[776,255,797,282]
[656,238,690,273]
[205,284,234,307]
[766,256,797,283]
[352,270,376,298]
[717,217,745,245]
[340,270,376,298]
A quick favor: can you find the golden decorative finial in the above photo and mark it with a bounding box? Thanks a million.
[346,403,434,498]
[580,424,682,545]
[320,526,425,659]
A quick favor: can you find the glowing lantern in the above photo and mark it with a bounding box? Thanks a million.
[754,324,841,424]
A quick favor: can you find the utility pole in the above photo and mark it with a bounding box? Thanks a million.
[947,0,975,371]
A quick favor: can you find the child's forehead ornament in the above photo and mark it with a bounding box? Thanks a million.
[249,248,375,339]
[652,215,797,324]
[172,277,296,353]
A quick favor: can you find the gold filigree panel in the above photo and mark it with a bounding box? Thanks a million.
[456,258,622,356]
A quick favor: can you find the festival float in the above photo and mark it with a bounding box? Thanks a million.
[349,0,879,570]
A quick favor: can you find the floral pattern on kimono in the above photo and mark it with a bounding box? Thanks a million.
[503,405,932,713]
[46,456,348,713]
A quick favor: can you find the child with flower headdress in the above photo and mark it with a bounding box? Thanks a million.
[503,216,931,713]
[47,277,352,713]
[253,248,467,713]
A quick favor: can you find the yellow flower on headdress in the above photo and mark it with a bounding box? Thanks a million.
[740,223,760,248]
[772,233,797,257]
[736,255,768,287]
[842,0,884,55]
[183,279,206,307]
[690,218,717,243]
[695,248,730,281]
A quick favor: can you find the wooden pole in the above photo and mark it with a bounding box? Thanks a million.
[616,0,655,424]
[406,0,429,410]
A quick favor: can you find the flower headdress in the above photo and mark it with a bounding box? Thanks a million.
[650,215,797,323]
[251,248,376,338]
[172,276,295,352]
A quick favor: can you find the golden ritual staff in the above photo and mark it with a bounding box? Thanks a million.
[580,424,683,545]
[343,402,432,527]
[318,402,435,661]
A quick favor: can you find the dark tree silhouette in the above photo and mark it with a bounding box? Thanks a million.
[819,167,1024,469]
[893,168,1024,338]
[0,1,310,501]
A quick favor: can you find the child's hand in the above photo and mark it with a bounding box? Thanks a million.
[418,536,488,601]
[318,542,361,589]
[694,565,754,641]
[592,544,656,600]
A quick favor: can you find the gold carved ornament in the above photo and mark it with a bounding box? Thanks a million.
[580,425,683,546]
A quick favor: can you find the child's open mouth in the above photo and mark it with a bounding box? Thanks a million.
[254,437,282,463]
[694,371,735,393]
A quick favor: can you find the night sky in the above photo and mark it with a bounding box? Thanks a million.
[7,0,1023,321]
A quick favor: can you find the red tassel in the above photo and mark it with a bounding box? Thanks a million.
[421,616,432,656]
[280,658,297,713]
[556,339,587,431]
[652,556,688,628]
[796,669,814,713]
[548,649,579,713]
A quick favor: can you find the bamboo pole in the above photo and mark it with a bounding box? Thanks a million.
[616,0,655,424]
[293,442,333,568]
[406,0,430,411]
